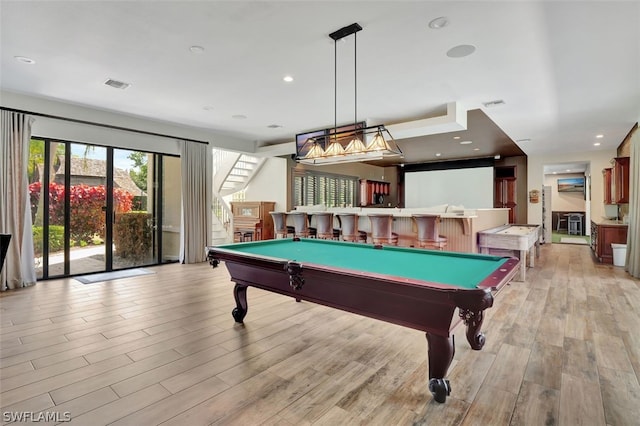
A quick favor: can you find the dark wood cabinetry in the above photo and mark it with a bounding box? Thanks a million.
[360,179,390,206]
[590,221,628,264]
[231,201,275,241]
[494,166,517,223]
[602,168,612,204]
[611,157,630,204]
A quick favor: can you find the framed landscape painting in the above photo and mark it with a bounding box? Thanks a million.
[557,177,585,193]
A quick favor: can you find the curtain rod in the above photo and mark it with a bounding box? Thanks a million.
[0,106,209,145]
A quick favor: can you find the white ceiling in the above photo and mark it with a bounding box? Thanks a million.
[1,1,638,165]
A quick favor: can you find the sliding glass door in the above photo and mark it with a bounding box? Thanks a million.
[29,138,179,279]
[112,149,156,270]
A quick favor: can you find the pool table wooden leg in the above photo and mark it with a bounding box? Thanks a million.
[460,309,487,350]
[232,283,248,323]
[426,333,454,403]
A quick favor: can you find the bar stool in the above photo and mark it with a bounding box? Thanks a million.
[412,214,447,250]
[568,213,583,235]
[290,212,313,238]
[368,214,398,246]
[270,212,294,239]
[336,213,366,243]
[313,212,337,240]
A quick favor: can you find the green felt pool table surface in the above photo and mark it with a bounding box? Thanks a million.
[215,238,512,290]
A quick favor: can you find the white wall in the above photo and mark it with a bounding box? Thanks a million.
[2,91,255,154]
[244,157,288,211]
[528,149,616,227]
[543,173,587,211]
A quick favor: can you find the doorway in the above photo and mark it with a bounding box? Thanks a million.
[542,162,591,245]
[29,138,180,279]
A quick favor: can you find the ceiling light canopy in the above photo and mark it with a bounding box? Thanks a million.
[295,23,402,165]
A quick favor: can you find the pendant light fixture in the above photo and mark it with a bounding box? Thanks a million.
[297,23,403,165]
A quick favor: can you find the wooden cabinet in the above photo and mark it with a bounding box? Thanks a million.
[230,201,275,241]
[360,179,390,206]
[602,168,612,204]
[591,221,628,264]
[611,157,630,203]
[494,167,517,223]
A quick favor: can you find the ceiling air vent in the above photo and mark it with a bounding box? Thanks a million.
[104,78,130,90]
[482,99,505,108]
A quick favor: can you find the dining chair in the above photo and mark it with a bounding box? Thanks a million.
[556,213,568,233]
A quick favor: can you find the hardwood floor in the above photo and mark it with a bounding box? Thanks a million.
[1,243,639,425]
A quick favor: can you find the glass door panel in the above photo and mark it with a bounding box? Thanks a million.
[112,149,156,269]
[46,142,66,277]
[162,156,181,262]
[28,138,47,279]
[68,143,107,275]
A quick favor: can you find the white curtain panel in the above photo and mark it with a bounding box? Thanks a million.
[0,111,36,290]
[179,141,211,263]
[626,129,639,277]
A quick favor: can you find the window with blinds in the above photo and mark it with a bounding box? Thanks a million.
[293,171,357,207]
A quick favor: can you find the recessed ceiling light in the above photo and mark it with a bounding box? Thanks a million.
[473,148,480,151]
[596,134,604,138]
[232,114,247,120]
[189,45,205,53]
[594,142,601,146]
[283,75,294,82]
[553,172,557,174]
[483,99,506,108]
[428,16,449,29]
[15,56,35,64]
[566,169,571,172]
[267,124,282,129]
[435,153,442,157]
[460,140,473,145]
[453,136,461,140]
[446,44,476,58]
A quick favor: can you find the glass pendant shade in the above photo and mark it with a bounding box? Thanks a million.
[324,140,345,156]
[366,132,393,152]
[304,142,325,159]
[344,137,367,154]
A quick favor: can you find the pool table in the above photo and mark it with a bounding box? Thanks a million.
[206,238,519,403]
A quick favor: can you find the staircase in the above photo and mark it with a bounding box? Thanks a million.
[211,150,266,245]
[214,152,266,197]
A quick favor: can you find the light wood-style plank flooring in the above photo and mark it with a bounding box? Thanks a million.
[1,243,639,425]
